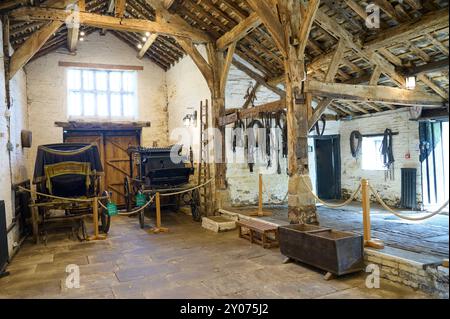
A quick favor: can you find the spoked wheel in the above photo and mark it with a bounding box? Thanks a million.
[99,191,111,234]
[191,189,201,222]
[139,210,145,229]
[124,177,133,212]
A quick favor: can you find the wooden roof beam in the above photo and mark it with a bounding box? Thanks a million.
[115,0,126,18]
[216,12,261,51]
[137,33,157,59]
[9,20,63,79]
[245,0,286,56]
[304,80,445,107]
[175,37,214,91]
[9,6,212,43]
[232,58,286,98]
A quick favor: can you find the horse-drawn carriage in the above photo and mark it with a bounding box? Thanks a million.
[31,143,111,243]
[123,145,201,228]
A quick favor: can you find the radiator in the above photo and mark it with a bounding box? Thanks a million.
[401,168,418,209]
[0,200,8,274]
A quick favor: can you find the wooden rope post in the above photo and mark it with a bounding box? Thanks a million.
[88,197,106,241]
[249,174,272,217]
[150,192,169,234]
[361,179,384,249]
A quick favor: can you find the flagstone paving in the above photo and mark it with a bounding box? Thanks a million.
[0,212,431,299]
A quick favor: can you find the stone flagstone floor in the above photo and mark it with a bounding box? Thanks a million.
[0,212,432,299]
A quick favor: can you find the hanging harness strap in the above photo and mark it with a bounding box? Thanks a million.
[381,128,395,169]
[350,130,363,158]
[232,119,245,153]
[247,119,264,172]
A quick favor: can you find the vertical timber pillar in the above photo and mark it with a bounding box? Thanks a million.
[207,43,230,211]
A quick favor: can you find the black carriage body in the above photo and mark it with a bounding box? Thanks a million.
[33,143,103,198]
[130,146,194,190]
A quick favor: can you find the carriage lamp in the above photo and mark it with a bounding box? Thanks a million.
[183,109,198,127]
[405,76,416,90]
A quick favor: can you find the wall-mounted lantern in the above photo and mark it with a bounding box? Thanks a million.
[183,109,198,127]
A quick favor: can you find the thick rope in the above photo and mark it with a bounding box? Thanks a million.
[98,195,156,216]
[369,184,449,221]
[18,186,108,203]
[300,175,361,208]
[159,178,215,197]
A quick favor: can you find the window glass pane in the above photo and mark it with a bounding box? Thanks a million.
[96,71,108,91]
[83,70,95,90]
[110,72,122,92]
[84,93,96,116]
[68,91,81,116]
[97,93,108,117]
[362,137,385,170]
[123,94,135,118]
[68,69,81,90]
[122,72,135,92]
[111,93,122,117]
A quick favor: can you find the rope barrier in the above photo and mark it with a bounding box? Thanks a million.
[98,195,156,216]
[299,175,361,208]
[18,186,108,203]
[159,178,215,197]
[369,184,449,221]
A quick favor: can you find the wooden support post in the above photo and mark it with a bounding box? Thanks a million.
[361,179,384,249]
[31,206,39,244]
[149,192,169,234]
[87,197,107,241]
[249,174,272,217]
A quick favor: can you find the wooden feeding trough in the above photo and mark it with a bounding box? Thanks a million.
[279,225,364,279]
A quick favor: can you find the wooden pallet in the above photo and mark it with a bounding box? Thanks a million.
[236,219,279,249]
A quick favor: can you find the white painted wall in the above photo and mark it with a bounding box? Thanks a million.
[338,109,421,206]
[25,32,169,175]
[1,21,30,255]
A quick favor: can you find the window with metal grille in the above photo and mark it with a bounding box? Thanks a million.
[67,68,137,119]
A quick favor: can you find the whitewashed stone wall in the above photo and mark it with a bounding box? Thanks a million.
[1,21,30,255]
[339,109,421,205]
[25,32,169,175]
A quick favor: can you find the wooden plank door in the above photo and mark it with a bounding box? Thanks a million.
[64,133,105,191]
[104,133,139,206]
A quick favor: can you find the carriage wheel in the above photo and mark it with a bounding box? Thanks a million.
[191,189,201,222]
[139,210,145,229]
[124,177,133,212]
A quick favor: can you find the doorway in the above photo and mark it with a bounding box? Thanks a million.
[314,135,341,199]
[64,129,141,206]
[420,121,449,209]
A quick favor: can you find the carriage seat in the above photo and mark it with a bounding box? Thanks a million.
[44,162,94,197]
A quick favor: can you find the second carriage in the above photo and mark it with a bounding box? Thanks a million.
[124,145,201,228]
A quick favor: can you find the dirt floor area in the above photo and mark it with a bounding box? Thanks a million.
[0,211,432,299]
[229,203,449,259]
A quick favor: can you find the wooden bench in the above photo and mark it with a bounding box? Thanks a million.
[236,219,279,249]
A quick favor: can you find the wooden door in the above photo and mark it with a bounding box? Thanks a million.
[104,133,139,206]
[64,130,140,206]
[64,133,105,191]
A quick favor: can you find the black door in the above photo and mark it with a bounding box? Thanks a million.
[315,136,341,199]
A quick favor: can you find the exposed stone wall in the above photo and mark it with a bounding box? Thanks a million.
[25,32,169,176]
[338,109,421,206]
[365,249,449,298]
[0,21,30,255]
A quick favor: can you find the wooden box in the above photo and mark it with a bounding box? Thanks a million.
[279,225,364,276]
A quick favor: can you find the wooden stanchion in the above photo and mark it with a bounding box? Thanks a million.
[361,179,384,249]
[88,197,106,241]
[149,192,169,234]
[249,174,272,217]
